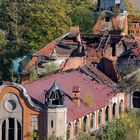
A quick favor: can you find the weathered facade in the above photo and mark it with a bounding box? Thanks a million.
[130,19,140,37]
[0,66,127,140]
[93,0,128,34]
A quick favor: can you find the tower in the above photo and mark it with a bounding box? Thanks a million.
[93,0,128,35]
[44,82,67,140]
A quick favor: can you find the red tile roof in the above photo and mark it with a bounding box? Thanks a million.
[25,33,70,70]
[23,71,116,122]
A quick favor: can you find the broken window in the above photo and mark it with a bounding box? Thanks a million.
[30,115,39,131]
[105,106,110,122]
[133,91,140,108]
[83,116,88,132]
[90,113,95,129]
[112,103,117,118]
[119,100,124,114]
[105,17,110,22]
[75,120,80,137]
[98,109,102,125]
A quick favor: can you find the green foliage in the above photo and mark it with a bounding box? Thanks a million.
[111,4,121,16]
[21,1,72,51]
[0,0,71,81]
[78,131,96,140]
[67,0,96,33]
[119,69,140,91]
[0,29,7,46]
[83,92,93,107]
[71,6,95,33]
[29,62,58,81]
[124,0,140,30]
[100,111,140,140]
[30,130,39,140]
[47,134,62,140]
[29,68,39,82]
[43,62,58,76]
[0,0,95,81]
[0,1,32,81]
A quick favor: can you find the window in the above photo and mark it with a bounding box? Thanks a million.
[105,106,110,122]
[98,110,102,125]
[133,91,140,108]
[17,121,22,140]
[112,103,117,118]
[90,113,95,129]
[2,118,22,140]
[83,116,88,132]
[67,123,71,140]
[51,120,53,128]
[119,100,124,114]
[9,118,14,140]
[105,17,110,22]
[75,120,79,136]
[30,115,39,131]
[2,120,6,140]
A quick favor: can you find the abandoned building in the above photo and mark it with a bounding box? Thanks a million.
[0,65,127,140]
[93,0,128,34]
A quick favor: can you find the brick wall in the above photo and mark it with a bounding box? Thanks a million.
[0,85,44,140]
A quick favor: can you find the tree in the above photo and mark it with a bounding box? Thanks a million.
[67,0,96,33]
[124,0,140,28]
[0,1,32,81]
[20,0,72,51]
[0,0,71,81]
[100,111,140,140]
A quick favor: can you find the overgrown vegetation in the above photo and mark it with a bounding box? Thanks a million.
[30,130,39,140]
[100,111,140,140]
[29,62,58,81]
[119,69,140,91]
[83,92,93,107]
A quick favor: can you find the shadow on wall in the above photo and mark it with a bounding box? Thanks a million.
[97,57,120,82]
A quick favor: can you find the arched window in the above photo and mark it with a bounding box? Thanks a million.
[83,116,88,132]
[90,113,95,129]
[67,123,71,140]
[119,100,124,114]
[75,120,80,136]
[98,109,102,125]
[105,106,110,122]
[133,91,140,108]
[2,118,22,140]
[9,118,14,140]
[112,103,117,118]
[2,120,6,140]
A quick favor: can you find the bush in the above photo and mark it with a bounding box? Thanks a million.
[100,111,140,140]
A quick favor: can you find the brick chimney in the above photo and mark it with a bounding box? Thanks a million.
[72,86,80,106]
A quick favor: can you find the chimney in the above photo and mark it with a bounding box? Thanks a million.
[72,86,80,106]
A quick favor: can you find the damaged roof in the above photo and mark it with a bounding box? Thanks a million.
[24,69,117,122]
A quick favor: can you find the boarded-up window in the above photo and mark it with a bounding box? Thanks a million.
[30,115,39,131]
